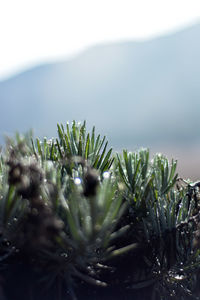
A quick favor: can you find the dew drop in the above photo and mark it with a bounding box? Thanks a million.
[74,178,81,185]
[60,252,68,258]
[103,171,110,179]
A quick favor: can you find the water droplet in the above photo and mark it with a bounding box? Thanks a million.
[103,171,110,179]
[174,274,185,280]
[47,139,53,145]
[74,177,81,185]
[60,252,68,258]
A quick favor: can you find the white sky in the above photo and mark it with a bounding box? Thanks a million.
[0,0,200,80]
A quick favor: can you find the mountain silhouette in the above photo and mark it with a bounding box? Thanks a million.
[0,23,200,154]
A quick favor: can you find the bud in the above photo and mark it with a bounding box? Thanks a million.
[83,168,99,197]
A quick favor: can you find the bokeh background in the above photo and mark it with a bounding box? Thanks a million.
[0,0,200,180]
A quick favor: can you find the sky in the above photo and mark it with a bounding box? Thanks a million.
[0,0,200,80]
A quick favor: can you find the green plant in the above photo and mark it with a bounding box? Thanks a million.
[0,121,200,300]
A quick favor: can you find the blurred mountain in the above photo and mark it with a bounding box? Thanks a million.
[0,23,200,154]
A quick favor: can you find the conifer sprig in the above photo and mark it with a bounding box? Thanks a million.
[0,121,200,300]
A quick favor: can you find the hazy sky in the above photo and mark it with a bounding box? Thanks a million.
[0,0,200,80]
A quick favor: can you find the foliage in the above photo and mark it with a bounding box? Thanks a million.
[0,121,200,300]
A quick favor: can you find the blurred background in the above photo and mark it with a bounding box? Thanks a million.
[0,0,200,180]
